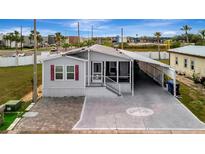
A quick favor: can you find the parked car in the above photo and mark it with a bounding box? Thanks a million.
[50,47,57,52]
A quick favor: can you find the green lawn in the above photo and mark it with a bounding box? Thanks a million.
[0,113,18,131]
[179,83,205,122]
[0,64,42,105]
[159,59,205,122]
[159,59,169,65]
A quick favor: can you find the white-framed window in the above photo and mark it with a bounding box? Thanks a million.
[175,57,178,65]
[184,59,188,68]
[55,65,64,80]
[66,65,75,80]
[191,60,195,70]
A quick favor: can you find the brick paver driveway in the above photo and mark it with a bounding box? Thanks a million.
[13,97,84,133]
[74,72,205,130]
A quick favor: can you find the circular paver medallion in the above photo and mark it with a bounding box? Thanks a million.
[126,107,154,117]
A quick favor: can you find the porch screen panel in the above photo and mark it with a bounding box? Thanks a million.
[119,62,130,82]
[106,61,117,81]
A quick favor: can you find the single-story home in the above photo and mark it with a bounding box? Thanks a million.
[42,44,177,97]
[168,45,205,78]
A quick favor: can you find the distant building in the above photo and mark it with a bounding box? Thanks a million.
[48,35,55,45]
[23,36,33,47]
[168,46,205,78]
[68,36,79,44]
[0,33,4,46]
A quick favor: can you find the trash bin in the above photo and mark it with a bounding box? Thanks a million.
[167,80,180,96]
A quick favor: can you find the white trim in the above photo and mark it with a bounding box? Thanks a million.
[88,50,90,86]
[43,87,85,89]
[65,65,75,80]
[42,55,88,62]
[84,61,86,88]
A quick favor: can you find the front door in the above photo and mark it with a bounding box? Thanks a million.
[92,62,103,83]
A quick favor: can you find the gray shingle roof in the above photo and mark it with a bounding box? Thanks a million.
[89,44,131,59]
[168,45,205,58]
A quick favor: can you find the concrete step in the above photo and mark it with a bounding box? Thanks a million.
[85,87,118,97]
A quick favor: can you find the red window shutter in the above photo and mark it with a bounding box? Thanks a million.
[50,65,54,81]
[75,65,79,80]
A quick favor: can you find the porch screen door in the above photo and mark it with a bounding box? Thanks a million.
[92,62,102,83]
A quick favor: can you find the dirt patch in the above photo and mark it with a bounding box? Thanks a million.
[21,85,42,102]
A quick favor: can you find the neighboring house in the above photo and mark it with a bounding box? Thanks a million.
[48,35,55,45]
[42,44,176,97]
[168,46,205,78]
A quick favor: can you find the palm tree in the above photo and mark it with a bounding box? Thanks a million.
[62,43,71,51]
[180,25,192,43]
[29,30,43,48]
[8,33,14,48]
[13,30,21,55]
[199,30,205,40]
[55,32,64,52]
[154,32,162,60]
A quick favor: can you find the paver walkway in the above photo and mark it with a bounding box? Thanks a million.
[11,97,84,133]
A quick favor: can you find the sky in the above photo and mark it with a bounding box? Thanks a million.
[0,19,205,37]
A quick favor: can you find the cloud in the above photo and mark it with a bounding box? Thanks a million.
[0,27,31,35]
[0,27,57,36]
[162,31,177,36]
[65,19,111,32]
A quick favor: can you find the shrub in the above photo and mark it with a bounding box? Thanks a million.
[200,77,205,84]
[202,81,205,87]
[192,73,201,83]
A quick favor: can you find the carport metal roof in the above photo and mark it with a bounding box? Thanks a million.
[120,49,176,97]
[120,49,170,68]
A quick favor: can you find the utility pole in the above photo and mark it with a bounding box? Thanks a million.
[20,26,22,51]
[33,19,38,104]
[91,25,93,40]
[121,28,123,49]
[77,22,80,46]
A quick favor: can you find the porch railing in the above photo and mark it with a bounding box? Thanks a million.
[105,76,121,96]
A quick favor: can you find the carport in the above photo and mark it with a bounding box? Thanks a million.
[121,50,176,97]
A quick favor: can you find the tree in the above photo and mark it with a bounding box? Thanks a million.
[62,43,71,51]
[55,32,64,52]
[29,30,43,48]
[13,31,21,55]
[8,33,14,48]
[180,25,192,43]
[199,30,205,40]
[154,32,162,60]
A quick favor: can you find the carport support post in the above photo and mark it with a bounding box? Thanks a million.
[173,70,176,97]
[117,61,119,83]
[132,60,134,96]
[88,50,90,86]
